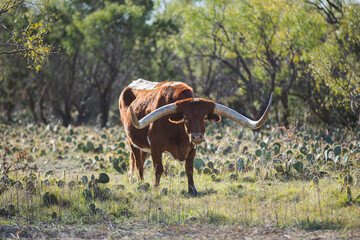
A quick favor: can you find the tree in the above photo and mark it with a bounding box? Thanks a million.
[38,0,154,127]
[73,1,153,127]
[167,0,326,126]
[0,0,55,71]
[309,1,360,126]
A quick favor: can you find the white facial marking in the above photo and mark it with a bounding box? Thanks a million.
[193,98,199,102]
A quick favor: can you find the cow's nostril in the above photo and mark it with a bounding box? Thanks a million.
[191,133,204,144]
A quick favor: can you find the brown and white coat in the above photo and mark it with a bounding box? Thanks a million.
[119,78,272,195]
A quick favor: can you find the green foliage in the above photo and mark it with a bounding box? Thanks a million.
[2,0,359,128]
[203,167,212,175]
[81,176,89,185]
[43,192,58,205]
[137,182,150,192]
[161,187,168,196]
[194,158,205,171]
[236,158,244,171]
[0,145,37,175]
[165,0,329,125]
[308,3,360,125]
[293,161,303,173]
[96,173,110,184]
[67,1,143,54]
[0,0,56,70]
[82,188,92,201]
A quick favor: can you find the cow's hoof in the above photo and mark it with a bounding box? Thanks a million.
[188,185,198,196]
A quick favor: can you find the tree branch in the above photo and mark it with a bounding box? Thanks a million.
[0,48,28,54]
[0,0,25,16]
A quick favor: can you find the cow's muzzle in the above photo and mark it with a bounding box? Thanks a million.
[191,133,204,145]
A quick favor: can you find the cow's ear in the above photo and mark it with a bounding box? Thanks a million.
[207,113,221,123]
[169,113,184,124]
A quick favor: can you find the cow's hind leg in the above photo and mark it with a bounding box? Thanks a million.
[129,144,146,181]
[186,147,198,196]
[150,147,163,187]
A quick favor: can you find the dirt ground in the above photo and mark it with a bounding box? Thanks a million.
[1,222,360,239]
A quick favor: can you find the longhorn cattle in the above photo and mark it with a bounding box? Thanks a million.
[119,78,272,195]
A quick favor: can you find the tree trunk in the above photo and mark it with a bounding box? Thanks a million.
[61,103,72,127]
[281,91,290,128]
[274,104,280,126]
[99,95,109,128]
[39,96,48,125]
[5,101,14,123]
[26,88,38,123]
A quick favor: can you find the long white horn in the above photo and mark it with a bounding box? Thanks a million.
[214,93,273,129]
[130,103,177,129]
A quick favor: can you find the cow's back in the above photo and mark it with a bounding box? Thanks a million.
[119,79,193,116]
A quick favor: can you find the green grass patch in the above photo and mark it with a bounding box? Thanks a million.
[0,123,359,230]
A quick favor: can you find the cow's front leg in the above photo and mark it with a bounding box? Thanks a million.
[185,147,198,196]
[151,148,164,187]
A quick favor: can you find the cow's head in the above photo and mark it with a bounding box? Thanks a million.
[130,94,273,144]
[168,98,221,144]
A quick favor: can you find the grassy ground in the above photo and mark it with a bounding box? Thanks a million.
[0,122,359,238]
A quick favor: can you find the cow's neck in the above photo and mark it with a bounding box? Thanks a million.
[175,124,193,161]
